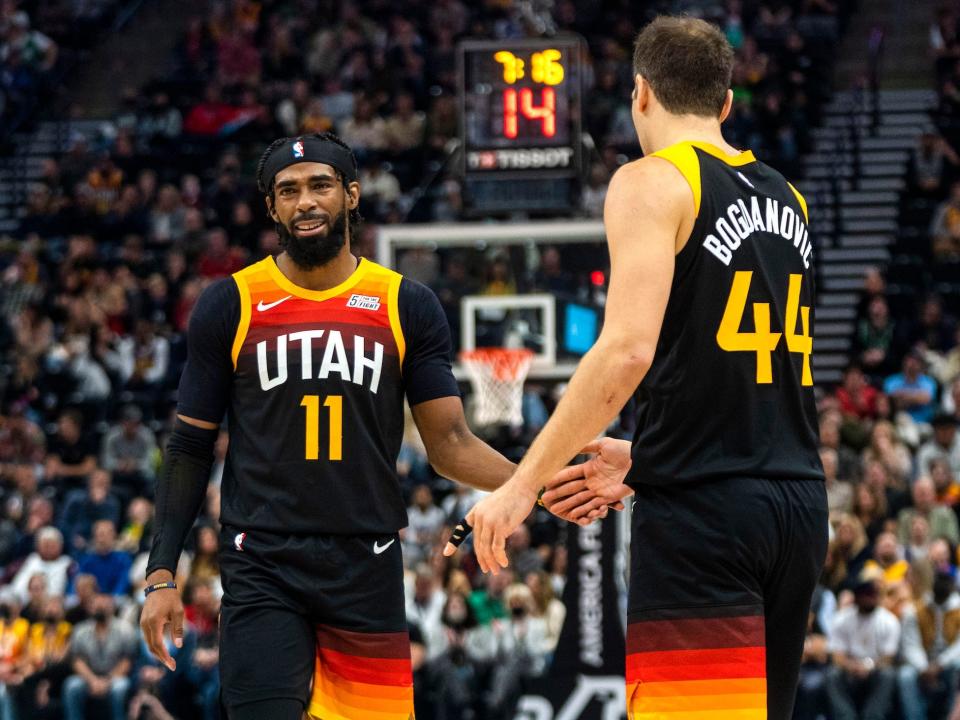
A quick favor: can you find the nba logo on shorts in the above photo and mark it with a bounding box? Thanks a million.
[292,141,304,158]
[234,532,246,551]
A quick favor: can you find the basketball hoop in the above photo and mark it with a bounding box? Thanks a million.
[460,348,534,427]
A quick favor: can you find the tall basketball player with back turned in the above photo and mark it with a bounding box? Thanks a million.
[138,132,530,720]
[448,16,828,720]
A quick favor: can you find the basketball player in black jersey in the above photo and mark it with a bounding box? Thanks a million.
[447,16,827,719]
[139,133,537,720]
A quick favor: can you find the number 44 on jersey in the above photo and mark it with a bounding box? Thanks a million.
[716,272,813,386]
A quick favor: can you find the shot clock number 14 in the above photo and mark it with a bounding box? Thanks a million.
[458,38,582,177]
[494,48,564,139]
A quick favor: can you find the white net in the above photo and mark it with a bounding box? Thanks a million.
[461,348,534,427]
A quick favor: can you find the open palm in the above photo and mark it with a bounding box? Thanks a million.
[541,437,634,524]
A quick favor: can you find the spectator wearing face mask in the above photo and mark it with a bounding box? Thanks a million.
[62,594,136,720]
[15,595,72,720]
[825,575,900,720]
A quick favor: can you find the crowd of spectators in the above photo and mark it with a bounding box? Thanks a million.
[0,0,129,141]
[10,0,960,719]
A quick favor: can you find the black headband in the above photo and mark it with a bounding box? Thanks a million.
[260,137,358,192]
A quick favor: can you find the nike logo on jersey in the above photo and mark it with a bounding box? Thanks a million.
[736,171,756,189]
[257,295,292,312]
[373,539,396,554]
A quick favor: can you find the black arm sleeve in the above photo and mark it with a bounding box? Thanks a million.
[145,419,218,577]
[175,278,239,423]
[398,278,461,406]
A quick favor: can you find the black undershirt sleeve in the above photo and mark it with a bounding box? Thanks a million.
[146,279,239,578]
[175,278,239,423]
[145,420,217,577]
[398,278,461,406]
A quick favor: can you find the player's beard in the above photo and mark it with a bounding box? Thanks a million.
[277,207,348,270]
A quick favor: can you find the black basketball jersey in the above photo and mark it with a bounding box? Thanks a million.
[175,256,459,536]
[626,141,824,487]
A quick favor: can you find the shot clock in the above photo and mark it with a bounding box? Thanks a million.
[458,37,584,214]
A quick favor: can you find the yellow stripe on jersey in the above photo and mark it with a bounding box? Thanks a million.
[652,142,703,216]
[786,181,809,223]
[387,270,406,367]
[231,267,254,370]
[688,141,757,167]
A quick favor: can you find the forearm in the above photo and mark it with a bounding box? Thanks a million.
[511,340,647,493]
[73,658,97,684]
[145,419,216,577]
[110,659,131,679]
[431,432,516,492]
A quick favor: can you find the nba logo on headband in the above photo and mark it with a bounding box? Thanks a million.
[292,141,304,158]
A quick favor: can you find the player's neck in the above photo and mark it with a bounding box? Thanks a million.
[275,248,359,292]
[644,117,737,157]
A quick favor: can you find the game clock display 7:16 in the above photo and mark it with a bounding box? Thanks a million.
[458,38,583,178]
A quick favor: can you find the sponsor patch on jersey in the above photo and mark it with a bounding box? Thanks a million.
[346,293,381,311]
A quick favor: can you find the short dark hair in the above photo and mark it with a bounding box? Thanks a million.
[632,16,733,118]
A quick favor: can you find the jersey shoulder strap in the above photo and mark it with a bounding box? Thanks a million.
[230,257,273,369]
[354,260,406,364]
[786,181,809,223]
[651,142,703,216]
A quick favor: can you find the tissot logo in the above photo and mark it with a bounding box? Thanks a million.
[347,294,381,311]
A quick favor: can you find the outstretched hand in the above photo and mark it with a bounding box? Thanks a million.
[540,437,634,523]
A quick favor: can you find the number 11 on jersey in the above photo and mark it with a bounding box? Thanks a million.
[300,395,343,461]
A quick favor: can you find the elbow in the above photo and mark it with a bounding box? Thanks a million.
[615,344,654,380]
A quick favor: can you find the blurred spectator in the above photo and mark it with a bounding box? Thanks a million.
[884,351,939,425]
[932,182,960,260]
[487,583,550,715]
[857,297,898,377]
[932,458,960,509]
[70,520,131,601]
[59,469,121,554]
[407,485,446,556]
[914,133,959,195]
[44,410,97,492]
[470,570,513,626]
[825,578,900,720]
[406,564,445,657]
[62,594,135,720]
[899,476,960,546]
[918,413,960,477]
[100,405,157,499]
[10,526,71,603]
[117,498,153,556]
[65,575,98,625]
[900,572,960,720]
[836,364,880,422]
[506,524,543,578]
[823,447,854,512]
[852,481,889,544]
[524,570,565,653]
[863,532,909,585]
[196,227,245,278]
[21,572,49,623]
[15,595,72,720]
[862,420,912,486]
